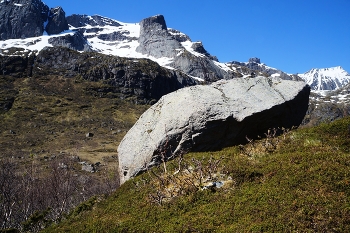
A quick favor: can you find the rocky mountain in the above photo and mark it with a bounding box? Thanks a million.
[227,57,302,81]
[0,1,265,83]
[228,58,350,92]
[302,81,350,126]
[298,66,350,91]
[1,0,348,126]
[0,46,197,106]
[1,0,349,89]
[0,0,69,40]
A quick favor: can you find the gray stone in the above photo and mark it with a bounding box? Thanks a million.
[136,15,182,59]
[45,6,69,35]
[118,77,310,184]
[66,14,121,27]
[249,57,261,64]
[80,162,95,173]
[136,15,236,82]
[168,28,191,42]
[97,31,134,42]
[58,162,68,169]
[48,31,92,51]
[172,53,230,82]
[0,0,49,40]
[191,42,218,62]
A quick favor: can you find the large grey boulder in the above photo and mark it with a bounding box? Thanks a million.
[118,77,310,184]
[0,0,49,40]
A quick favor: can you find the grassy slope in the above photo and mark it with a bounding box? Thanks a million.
[44,117,350,232]
[0,75,148,166]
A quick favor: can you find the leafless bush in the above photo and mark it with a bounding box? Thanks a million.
[0,155,120,232]
[239,127,292,157]
[147,154,227,206]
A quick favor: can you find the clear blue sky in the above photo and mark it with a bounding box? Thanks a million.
[43,0,349,74]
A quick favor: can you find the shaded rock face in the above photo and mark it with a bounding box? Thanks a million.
[45,6,69,35]
[48,31,92,51]
[118,77,310,183]
[0,46,196,104]
[0,0,49,40]
[97,31,133,42]
[66,14,121,27]
[172,52,230,81]
[249,57,261,64]
[168,28,191,42]
[0,50,36,77]
[191,42,218,62]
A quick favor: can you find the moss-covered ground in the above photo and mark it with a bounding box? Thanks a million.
[43,117,350,232]
[0,74,148,168]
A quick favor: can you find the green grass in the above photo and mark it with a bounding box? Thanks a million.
[43,117,350,232]
[0,75,148,164]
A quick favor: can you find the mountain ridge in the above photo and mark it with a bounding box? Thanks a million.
[0,0,348,89]
[298,66,350,91]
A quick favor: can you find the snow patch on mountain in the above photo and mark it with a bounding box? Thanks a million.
[0,30,75,55]
[0,14,235,77]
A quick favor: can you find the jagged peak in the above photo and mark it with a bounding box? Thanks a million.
[139,14,167,31]
[248,57,261,64]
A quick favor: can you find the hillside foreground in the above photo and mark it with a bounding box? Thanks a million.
[44,116,350,232]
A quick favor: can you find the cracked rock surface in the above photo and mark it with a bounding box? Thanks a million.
[118,76,310,183]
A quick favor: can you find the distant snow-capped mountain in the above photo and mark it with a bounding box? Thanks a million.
[226,57,302,81]
[298,66,350,91]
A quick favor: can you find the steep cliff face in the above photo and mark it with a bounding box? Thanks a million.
[0,0,70,40]
[48,31,92,51]
[0,0,49,40]
[136,15,237,82]
[0,47,197,104]
[136,15,182,59]
[45,6,69,35]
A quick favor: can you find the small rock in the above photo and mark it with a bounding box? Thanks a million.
[58,163,68,169]
[81,162,95,173]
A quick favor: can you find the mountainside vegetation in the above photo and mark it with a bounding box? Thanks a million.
[1,48,350,232]
[1,63,350,232]
[43,116,350,232]
[1,2,350,231]
[0,73,149,231]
